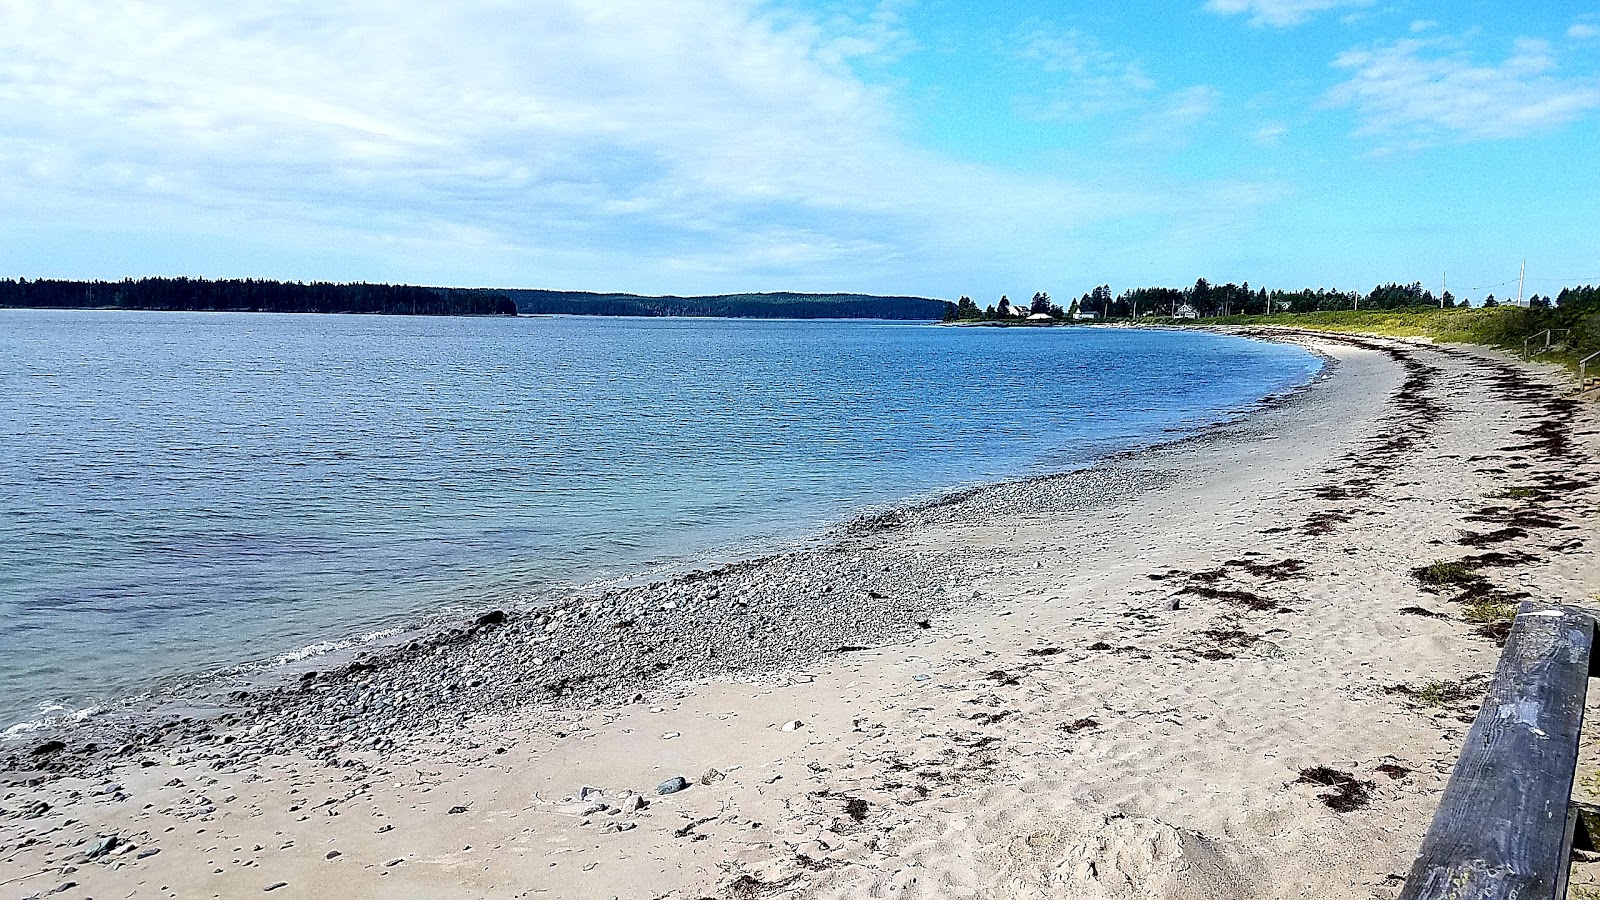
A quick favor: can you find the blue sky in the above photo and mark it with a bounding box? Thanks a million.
[1,0,1596,301]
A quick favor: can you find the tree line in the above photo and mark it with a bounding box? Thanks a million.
[0,278,518,316]
[943,278,1585,322]
[942,292,1065,322]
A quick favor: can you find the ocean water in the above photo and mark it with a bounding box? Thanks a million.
[0,311,1321,731]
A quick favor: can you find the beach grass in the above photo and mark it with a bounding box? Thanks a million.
[1139,305,1600,377]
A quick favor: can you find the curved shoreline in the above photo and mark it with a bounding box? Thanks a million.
[6,330,1597,900]
[0,330,1327,754]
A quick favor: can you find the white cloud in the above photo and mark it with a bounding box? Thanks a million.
[1410,20,1439,33]
[1204,0,1373,28]
[0,0,1283,294]
[1326,35,1600,148]
[0,0,1204,292]
[1570,23,1600,40]
[1014,26,1219,148]
[1251,122,1289,144]
[1014,28,1156,120]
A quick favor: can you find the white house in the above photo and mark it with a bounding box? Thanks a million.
[1173,303,1200,319]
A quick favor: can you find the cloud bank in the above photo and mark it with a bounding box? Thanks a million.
[0,0,1249,294]
[1327,35,1600,149]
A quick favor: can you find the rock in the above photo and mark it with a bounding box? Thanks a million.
[474,610,506,628]
[384,857,405,867]
[601,821,637,834]
[620,794,648,813]
[86,835,119,859]
[47,882,77,896]
[912,674,931,682]
[579,786,606,801]
[264,883,289,893]
[656,776,690,795]
[699,768,725,785]
[31,740,67,756]
[325,850,341,859]
[781,720,804,732]
[137,848,160,859]
[661,731,680,740]
[448,805,469,814]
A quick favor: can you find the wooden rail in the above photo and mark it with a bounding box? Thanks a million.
[1398,602,1597,900]
[1581,350,1600,389]
[1523,329,1568,359]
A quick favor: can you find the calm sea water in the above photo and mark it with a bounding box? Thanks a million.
[0,311,1321,731]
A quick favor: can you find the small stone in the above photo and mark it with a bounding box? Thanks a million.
[699,768,725,785]
[264,883,289,893]
[661,731,680,740]
[656,777,690,795]
[474,610,507,628]
[448,805,469,814]
[385,857,405,867]
[87,835,119,859]
[912,674,931,682]
[579,786,606,801]
[137,848,160,859]
[781,720,804,732]
[376,824,394,833]
[325,850,341,859]
[619,794,647,813]
[48,882,77,896]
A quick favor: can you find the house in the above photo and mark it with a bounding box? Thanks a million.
[1073,310,1097,320]
[1004,303,1029,318]
[1173,303,1199,319]
[1027,312,1054,321]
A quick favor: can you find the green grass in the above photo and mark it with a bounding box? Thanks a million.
[1462,597,1518,626]
[1414,679,1475,708]
[1413,560,1481,586]
[1138,304,1600,377]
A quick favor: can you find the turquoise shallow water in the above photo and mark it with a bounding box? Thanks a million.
[0,311,1321,730]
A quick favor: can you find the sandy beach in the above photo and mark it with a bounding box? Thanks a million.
[5,330,1600,900]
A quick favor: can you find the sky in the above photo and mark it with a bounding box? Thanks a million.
[1,0,1597,301]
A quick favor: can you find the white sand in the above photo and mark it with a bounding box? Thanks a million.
[4,334,1599,900]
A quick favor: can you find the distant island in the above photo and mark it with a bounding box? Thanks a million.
[502,288,947,319]
[0,278,950,320]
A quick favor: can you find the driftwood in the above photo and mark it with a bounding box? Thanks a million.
[1399,602,1597,900]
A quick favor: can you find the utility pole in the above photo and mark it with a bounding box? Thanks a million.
[1440,271,1446,309]
[1518,260,1526,306]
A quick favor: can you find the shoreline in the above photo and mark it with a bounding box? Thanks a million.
[5,331,1599,899]
[0,331,1324,748]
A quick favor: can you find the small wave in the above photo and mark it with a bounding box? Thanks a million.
[4,702,103,739]
[268,627,404,666]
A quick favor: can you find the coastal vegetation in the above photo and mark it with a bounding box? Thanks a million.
[1046,278,1600,377]
[0,277,518,316]
[941,292,1065,323]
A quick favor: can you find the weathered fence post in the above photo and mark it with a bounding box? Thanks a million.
[1398,602,1597,900]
